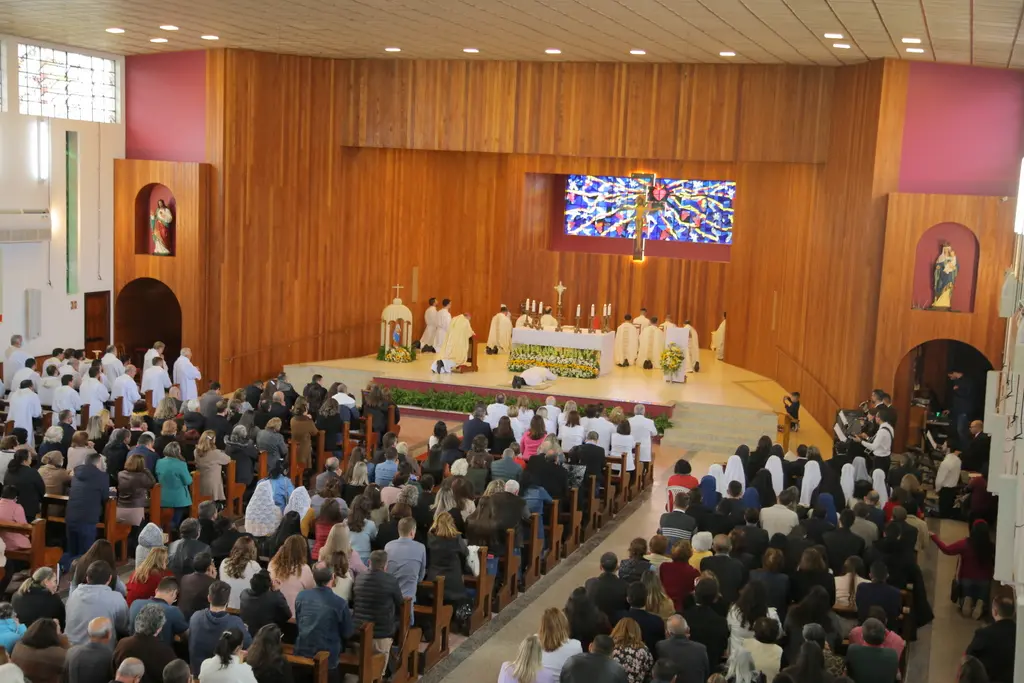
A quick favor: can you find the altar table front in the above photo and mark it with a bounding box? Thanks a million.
[509,328,615,378]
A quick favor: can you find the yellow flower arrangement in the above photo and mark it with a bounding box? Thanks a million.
[660,343,684,376]
[384,346,414,363]
[507,344,600,379]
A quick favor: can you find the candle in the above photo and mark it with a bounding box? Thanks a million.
[576,304,581,317]
[531,300,536,313]
[539,301,544,313]
[590,304,595,317]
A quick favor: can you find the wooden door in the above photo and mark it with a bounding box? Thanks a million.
[84,291,111,357]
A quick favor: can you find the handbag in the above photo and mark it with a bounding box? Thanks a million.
[465,545,481,577]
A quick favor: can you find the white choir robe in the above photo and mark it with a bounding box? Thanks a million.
[52,385,83,420]
[9,388,42,447]
[143,348,163,370]
[79,377,110,415]
[590,416,615,453]
[628,414,657,463]
[112,374,141,417]
[141,366,172,406]
[485,402,509,430]
[711,319,726,360]
[681,324,700,371]
[633,315,651,329]
[613,322,639,366]
[38,377,60,408]
[173,356,202,401]
[420,306,438,348]
[514,314,529,328]
[3,349,29,394]
[440,314,474,366]
[539,314,559,330]
[59,364,82,390]
[486,312,513,353]
[42,357,62,375]
[544,404,562,426]
[636,325,665,369]
[12,368,41,393]
[101,353,125,390]
[433,309,452,352]
[661,321,677,331]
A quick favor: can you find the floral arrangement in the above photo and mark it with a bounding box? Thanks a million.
[660,343,684,376]
[379,345,415,363]
[507,344,600,379]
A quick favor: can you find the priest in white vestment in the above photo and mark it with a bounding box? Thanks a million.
[614,315,640,367]
[636,317,666,369]
[681,320,700,372]
[633,309,651,329]
[79,367,109,415]
[433,300,453,353]
[12,360,42,393]
[661,316,677,331]
[539,307,559,330]
[52,376,83,421]
[628,404,657,470]
[58,360,81,389]
[9,382,42,447]
[112,366,142,417]
[419,298,439,352]
[4,336,30,396]
[514,311,529,328]
[486,306,513,354]
[173,348,202,401]
[439,313,475,366]
[711,313,726,361]
[42,350,65,375]
[142,358,172,406]
[101,346,125,390]
[39,369,61,407]
[143,342,166,371]
[520,366,556,387]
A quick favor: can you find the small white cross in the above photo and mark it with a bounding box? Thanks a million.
[553,281,567,304]
[391,284,404,298]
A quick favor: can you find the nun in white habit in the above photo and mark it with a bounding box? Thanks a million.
[872,469,890,506]
[852,456,871,482]
[707,463,727,496]
[799,460,822,508]
[765,456,785,495]
[840,464,856,504]
[723,455,746,493]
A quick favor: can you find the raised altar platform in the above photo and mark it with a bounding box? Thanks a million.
[509,328,615,377]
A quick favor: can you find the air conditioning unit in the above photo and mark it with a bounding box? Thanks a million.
[0,209,52,244]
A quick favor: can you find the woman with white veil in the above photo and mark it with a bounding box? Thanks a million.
[724,454,746,493]
[852,456,871,483]
[840,463,856,505]
[708,463,727,496]
[765,455,785,494]
[872,469,890,506]
[799,460,822,508]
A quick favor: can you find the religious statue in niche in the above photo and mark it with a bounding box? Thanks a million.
[150,199,174,256]
[930,243,959,309]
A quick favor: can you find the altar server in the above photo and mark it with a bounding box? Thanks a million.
[514,306,529,328]
[9,380,42,446]
[629,404,657,475]
[52,375,82,419]
[433,299,452,352]
[636,317,665,369]
[112,365,141,417]
[173,347,202,401]
[486,305,513,354]
[419,298,439,352]
[614,314,639,367]
[142,357,172,406]
[681,319,700,372]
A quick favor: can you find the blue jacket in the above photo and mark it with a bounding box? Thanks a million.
[269,475,294,511]
[523,486,552,540]
[66,463,110,525]
[129,445,158,473]
[155,457,192,508]
[373,460,398,488]
[187,609,251,675]
[128,597,188,645]
[294,586,354,668]
[0,618,26,653]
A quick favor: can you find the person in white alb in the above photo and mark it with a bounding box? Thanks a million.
[854,406,894,474]
[112,365,142,417]
[143,342,166,373]
[38,366,61,407]
[934,447,963,518]
[79,364,109,415]
[433,299,452,352]
[52,375,83,420]
[485,305,513,354]
[12,357,42,393]
[485,393,509,429]
[58,358,81,389]
[100,346,125,391]
[419,298,439,353]
[9,380,42,447]
[628,404,656,480]
[141,357,172,406]
[41,348,65,375]
[173,347,202,401]
[633,308,651,329]
[609,421,636,480]
[543,397,562,426]
[519,366,556,387]
[3,335,30,396]
[586,405,615,453]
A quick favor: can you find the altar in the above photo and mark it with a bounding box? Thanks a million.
[508,328,615,378]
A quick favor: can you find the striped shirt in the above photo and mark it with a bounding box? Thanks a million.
[658,510,697,545]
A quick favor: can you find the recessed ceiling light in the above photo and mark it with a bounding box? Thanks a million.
[150,38,168,43]
[833,43,851,49]
[545,48,561,54]
[906,47,925,53]
[384,47,401,52]
[200,35,219,40]
[463,48,479,53]
[159,25,178,31]
[824,33,843,39]
[719,51,736,57]
[105,27,124,34]
[630,49,646,55]
[902,37,922,44]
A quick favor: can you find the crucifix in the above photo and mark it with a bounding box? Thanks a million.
[391,283,404,300]
[630,172,658,263]
[554,280,567,326]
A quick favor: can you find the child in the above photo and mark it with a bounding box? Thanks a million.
[783,391,801,431]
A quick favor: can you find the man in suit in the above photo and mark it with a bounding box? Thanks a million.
[890,506,920,556]
[740,508,769,567]
[560,635,628,683]
[244,380,264,410]
[460,404,493,452]
[961,420,991,475]
[569,431,606,484]
[198,381,223,419]
[822,508,866,573]
[58,409,76,454]
[966,595,1016,683]
[700,535,747,604]
[657,614,711,683]
[616,582,665,652]
[585,552,629,621]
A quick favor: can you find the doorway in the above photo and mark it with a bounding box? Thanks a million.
[83,291,111,357]
[114,278,182,370]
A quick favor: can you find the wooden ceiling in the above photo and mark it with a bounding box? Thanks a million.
[3,0,1024,67]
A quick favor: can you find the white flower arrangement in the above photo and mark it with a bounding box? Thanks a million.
[507,344,600,379]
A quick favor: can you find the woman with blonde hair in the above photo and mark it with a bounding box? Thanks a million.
[608,406,626,426]
[268,535,314,616]
[506,406,525,441]
[426,511,469,608]
[154,419,179,456]
[610,617,653,683]
[498,634,555,683]
[219,536,261,609]
[153,396,179,423]
[320,522,368,577]
[12,567,64,629]
[86,412,111,453]
[483,479,506,497]
[195,430,231,502]
[640,571,675,620]
[538,607,582,674]
[559,401,578,429]
[515,396,535,428]
[125,546,170,605]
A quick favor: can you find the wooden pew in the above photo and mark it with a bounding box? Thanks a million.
[342,416,376,470]
[284,651,329,683]
[391,598,421,683]
[288,441,303,487]
[224,460,245,517]
[148,484,163,529]
[581,475,600,541]
[560,488,583,555]
[314,430,327,481]
[414,575,452,671]
[258,450,269,480]
[145,389,154,413]
[644,443,657,490]
[494,528,520,611]
[387,405,400,437]
[337,621,387,683]
[41,496,129,561]
[3,420,12,436]
[598,466,614,524]
[629,445,642,499]
[542,499,563,573]
[522,512,542,590]
[113,398,128,428]
[189,471,212,520]
[461,545,492,634]
[0,518,62,570]
[80,404,91,428]
[604,459,629,515]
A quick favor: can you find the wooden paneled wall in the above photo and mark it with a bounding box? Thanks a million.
[113,160,214,379]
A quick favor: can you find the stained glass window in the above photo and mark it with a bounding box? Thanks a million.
[18,44,118,123]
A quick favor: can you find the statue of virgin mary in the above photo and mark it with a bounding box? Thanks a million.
[931,243,958,309]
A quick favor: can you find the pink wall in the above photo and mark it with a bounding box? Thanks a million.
[900,62,1024,196]
[125,51,207,162]
[912,222,979,312]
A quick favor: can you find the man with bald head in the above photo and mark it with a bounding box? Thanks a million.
[316,457,342,493]
[655,615,709,683]
[961,419,991,475]
[113,658,145,683]
[65,617,114,683]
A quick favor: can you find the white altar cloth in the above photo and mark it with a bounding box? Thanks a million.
[510,328,616,376]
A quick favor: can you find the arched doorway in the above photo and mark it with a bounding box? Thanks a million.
[115,278,182,371]
[893,339,993,452]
